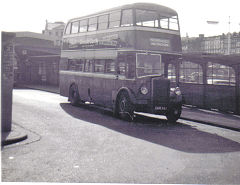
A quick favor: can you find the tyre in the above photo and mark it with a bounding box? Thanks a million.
[116,91,134,121]
[166,104,182,123]
[69,84,80,106]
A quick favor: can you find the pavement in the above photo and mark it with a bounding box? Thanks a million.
[15,84,60,94]
[2,84,240,147]
[181,106,240,132]
[1,124,28,147]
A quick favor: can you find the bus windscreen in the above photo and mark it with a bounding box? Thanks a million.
[136,53,163,77]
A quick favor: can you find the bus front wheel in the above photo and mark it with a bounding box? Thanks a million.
[166,105,182,123]
[116,92,134,121]
[69,84,80,106]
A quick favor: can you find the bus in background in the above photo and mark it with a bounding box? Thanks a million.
[59,3,183,122]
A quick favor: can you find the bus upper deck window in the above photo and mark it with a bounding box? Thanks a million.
[65,23,71,34]
[88,17,97,31]
[121,9,133,27]
[109,11,121,28]
[98,14,109,30]
[80,19,88,32]
[71,21,79,34]
[169,16,179,30]
[136,9,159,28]
[160,17,169,29]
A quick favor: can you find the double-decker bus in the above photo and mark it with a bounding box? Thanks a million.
[59,3,183,122]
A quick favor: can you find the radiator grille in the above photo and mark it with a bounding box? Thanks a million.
[152,77,170,106]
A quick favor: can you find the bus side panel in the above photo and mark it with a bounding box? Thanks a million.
[80,75,93,102]
[59,72,71,97]
[59,57,69,97]
[91,75,105,106]
[59,71,92,101]
[103,77,116,108]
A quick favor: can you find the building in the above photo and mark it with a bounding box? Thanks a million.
[181,35,203,53]
[231,32,240,54]
[14,31,60,86]
[182,32,240,55]
[42,20,65,47]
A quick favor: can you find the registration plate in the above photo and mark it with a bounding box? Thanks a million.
[155,106,167,110]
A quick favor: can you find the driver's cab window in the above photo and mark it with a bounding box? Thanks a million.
[117,54,135,79]
[168,63,176,82]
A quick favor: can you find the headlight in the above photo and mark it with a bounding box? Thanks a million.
[175,87,181,95]
[170,87,181,96]
[140,86,148,95]
[170,88,175,92]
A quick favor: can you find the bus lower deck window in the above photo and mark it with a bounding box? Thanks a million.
[105,60,116,74]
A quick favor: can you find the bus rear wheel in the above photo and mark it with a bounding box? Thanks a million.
[69,84,80,106]
[116,92,134,121]
[166,105,182,123]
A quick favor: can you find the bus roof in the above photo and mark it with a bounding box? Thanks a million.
[69,3,178,22]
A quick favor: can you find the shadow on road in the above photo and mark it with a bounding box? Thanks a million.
[60,103,240,154]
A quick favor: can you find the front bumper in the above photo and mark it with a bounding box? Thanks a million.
[134,96,182,115]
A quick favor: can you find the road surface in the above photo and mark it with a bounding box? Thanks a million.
[2,89,240,183]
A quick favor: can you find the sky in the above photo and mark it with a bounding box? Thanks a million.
[0,0,240,37]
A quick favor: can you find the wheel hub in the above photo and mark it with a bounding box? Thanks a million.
[174,109,179,115]
[120,99,126,112]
